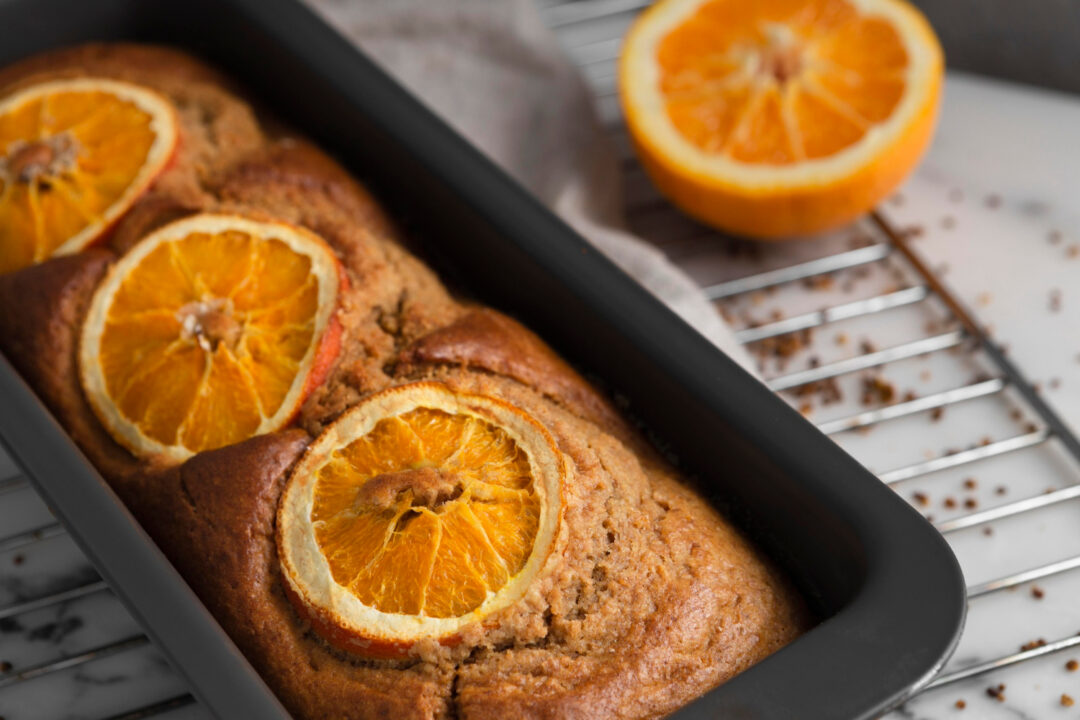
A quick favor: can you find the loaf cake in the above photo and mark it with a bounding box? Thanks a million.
[0,43,808,719]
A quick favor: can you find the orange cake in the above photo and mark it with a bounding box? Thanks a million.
[0,44,808,719]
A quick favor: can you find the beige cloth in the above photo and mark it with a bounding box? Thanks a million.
[306,0,757,374]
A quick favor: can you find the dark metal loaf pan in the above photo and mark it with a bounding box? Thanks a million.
[0,0,966,717]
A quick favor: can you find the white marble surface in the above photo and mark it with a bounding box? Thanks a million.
[4,34,1080,720]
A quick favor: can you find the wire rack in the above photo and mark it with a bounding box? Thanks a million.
[3,1,1080,718]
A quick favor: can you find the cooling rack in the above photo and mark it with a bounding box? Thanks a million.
[2,1,1079,718]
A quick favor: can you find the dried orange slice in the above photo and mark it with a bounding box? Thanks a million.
[277,382,564,657]
[0,78,178,273]
[79,213,344,462]
[620,0,943,238]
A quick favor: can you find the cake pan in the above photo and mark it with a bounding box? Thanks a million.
[0,0,966,717]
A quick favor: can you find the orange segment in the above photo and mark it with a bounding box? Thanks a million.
[277,382,564,658]
[311,407,539,619]
[79,213,344,462]
[0,78,178,273]
[619,0,943,237]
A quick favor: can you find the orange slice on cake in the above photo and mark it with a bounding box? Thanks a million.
[277,382,564,658]
[0,78,178,272]
[619,0,943,237]
[79,213,345,462]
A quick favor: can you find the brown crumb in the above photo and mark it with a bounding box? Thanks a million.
[1032,586,1045,599]
[860,339,877,354]
[1062,693,1075,707]
[920,369,932,382]
[913,491,930,507]
[0,660,10,673]
[964,498,978,509]
[1066,659,1078,672]
[954,699,966,709]
[902,390,918,402]
[802,274,835,292]
[12,554,23,566]
[1050,288,1062,313]
[1010,409,1023,421]
[980,436,992,446]
[799,403,813,416]
[944,497,957,509]
[835,332,849,346]
[995,485,1007,495]
[982,527,994,536]
[985,194,1002,209]
[930,407,944,422]
[986,684,1006,701]
[1025,422,1039,434]
[964,478,978,490]
[1067,244,1079,259]
[1021,638,1047,651]
[899,225,925,240]
[861,375,896,405]
[791,377,843,405]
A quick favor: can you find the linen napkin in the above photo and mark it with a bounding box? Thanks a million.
[305,0,757,374]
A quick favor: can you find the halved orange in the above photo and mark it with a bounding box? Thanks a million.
[277,382,564,658]
[79,213,345,462]
[0,78,178,273]
[620,0,943,238]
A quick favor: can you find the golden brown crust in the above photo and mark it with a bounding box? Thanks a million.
[0,250,141,481]
[0,43,808,720]
[396,307,633,439]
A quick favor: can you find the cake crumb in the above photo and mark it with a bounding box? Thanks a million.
[912,491,929,507]
[944,497,957,509]
[963,478,977,490]
[1021,638,1046,651]
[954,699,965,709]
[1050,288,1062,313]
[1062,693,1075,707]
[1032,586,1045,600]
[1065,659,1078,672]
[986,684,1006,702]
